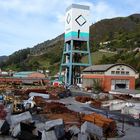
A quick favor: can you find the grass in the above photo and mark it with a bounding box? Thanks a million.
[28,55,50,68]
[82,51,115,65]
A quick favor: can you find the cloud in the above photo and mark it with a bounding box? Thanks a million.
[0,0,139,56]
[90,1,121,23]
[56,0,124,24]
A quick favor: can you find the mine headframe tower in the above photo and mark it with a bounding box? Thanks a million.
[60,4,91,86]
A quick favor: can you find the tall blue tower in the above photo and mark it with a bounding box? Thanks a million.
[60,4,91,85]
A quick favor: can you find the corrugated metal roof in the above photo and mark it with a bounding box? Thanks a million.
[83,64,114,72]
[13,71,36,78]
[83,63,138,73]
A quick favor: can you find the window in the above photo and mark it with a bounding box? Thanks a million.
[121,71,125,74]
[126,71,129,75]
[111,71,115,74]
[116,71,120,74]
[117,68,120,70]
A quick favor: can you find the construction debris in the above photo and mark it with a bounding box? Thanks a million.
[16,122,41,140]
[75,96,101,108]
[81,121,103,138]
[10,111,32,127]
[45,119,65,139]
[10,112,35,139]
[46,113,81,129]
[43,102,72,114]
[11,123,21,137]
[29,92,50,99]
[78,133,90,140]
[121,106,140,119]
[42,130,57,140]
[33,96,46,108]
[83,113,117,137]
[68,125,80,136]
[45,119,64,131]
[0,105,118,140]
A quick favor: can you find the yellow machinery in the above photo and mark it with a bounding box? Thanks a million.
[13,96,24,114]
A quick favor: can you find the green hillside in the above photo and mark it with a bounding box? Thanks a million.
[82,51,115,65]
[0,14,140,75]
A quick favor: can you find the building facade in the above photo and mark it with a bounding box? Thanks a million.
[82,64,139,92]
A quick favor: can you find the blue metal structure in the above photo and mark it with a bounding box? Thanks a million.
[60,4,91,85]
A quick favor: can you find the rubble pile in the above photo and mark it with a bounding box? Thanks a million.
[17,86,68,99]
[42,119,65,140]
[19,88,47,95]
[42,101,83,129]
[46,86,67,99]
[83,113,117,137]
[0,111,42,140]
[46,113,82,129]
[43,102,72,114]
[13,122,41,140]
[116,94,132,100]
[75,96,101,108]
[0,109,118,140]
[33,96,46,107]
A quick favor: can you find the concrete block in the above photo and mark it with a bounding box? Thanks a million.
[54,125,65,139]
[41,130,57,140]
[68,125,80,136]
[45,119,65,139]
[45,119,64,131]
[81,121,103,137]
[11,123,21,137]
[78,133,90,140]
[10,111,32,127]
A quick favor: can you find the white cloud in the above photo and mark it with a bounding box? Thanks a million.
[91,1,122,23]
[0,0,139,55]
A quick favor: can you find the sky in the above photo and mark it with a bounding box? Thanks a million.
[0,0,140,56]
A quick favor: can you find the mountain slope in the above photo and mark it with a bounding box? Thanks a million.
[1,14,140,74]
[0,56,8,63]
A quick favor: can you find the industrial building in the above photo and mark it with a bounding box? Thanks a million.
[13,71,45,78]
[82,63,139,92]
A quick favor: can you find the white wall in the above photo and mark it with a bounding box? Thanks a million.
[65,6,90,34]
[105,65,138,78]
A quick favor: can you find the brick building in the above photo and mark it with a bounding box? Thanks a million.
[82,64,139,92]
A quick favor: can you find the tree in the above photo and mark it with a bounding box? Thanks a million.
[92,79,103,94]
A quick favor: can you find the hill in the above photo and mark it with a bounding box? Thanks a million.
[0,56,8,63]
[0,14,140,75]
